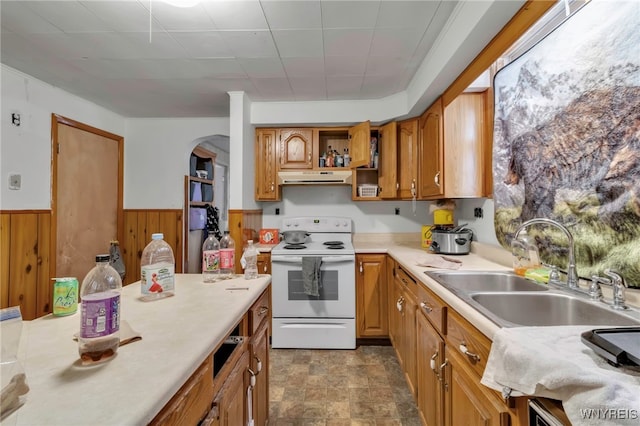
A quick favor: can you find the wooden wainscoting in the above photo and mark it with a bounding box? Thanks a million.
[122,210,183,286]
[0,211,52,320]
[228,209,263,274]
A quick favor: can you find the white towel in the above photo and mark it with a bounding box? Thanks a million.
[416,254,462,270]
[481,326,640,425]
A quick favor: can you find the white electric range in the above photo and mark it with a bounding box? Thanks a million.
[270,216,356,349]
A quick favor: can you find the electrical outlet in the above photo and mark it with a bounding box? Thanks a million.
[395,207,400,215]
[9,174,21,190]
[275,208,280,215]
[474,207,483,218]
[11,113,21,127]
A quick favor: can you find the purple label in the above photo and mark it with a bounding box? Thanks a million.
[80,292,120,338]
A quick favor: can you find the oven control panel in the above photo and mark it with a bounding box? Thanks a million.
[281,216,351,233]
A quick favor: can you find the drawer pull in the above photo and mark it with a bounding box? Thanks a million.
[459,343,481,362]
[396,297,404,312]
[420,301,432,313]
[258,306,269,316]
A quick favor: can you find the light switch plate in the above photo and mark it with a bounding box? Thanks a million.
[9,174,21,190]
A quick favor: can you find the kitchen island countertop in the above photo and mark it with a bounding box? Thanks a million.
[5,274,270,426]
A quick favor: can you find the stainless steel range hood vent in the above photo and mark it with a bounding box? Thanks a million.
[278,170,352,185]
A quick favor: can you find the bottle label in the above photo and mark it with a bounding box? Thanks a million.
[220,248,235,269]
[141,263,175,294]
[203,250,220,272]
[80,292,120,338]
[53,277,78,316]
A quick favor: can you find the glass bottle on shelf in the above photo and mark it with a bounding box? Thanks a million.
[326,145,334,167]
[343,148,350,167]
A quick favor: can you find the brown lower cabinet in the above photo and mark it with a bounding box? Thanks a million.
[386,258,528,426]
[151,287,270,426]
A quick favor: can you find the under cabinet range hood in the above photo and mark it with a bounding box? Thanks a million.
[278,170,352,185]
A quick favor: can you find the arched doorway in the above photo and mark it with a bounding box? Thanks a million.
[184,135,229,273]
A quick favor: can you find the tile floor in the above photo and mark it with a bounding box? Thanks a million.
[268,345,422,425]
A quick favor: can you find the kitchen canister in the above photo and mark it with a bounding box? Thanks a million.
[52,277,79,316]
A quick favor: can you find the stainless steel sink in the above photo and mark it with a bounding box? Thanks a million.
[470,292,640,327]
[424,270,548,293]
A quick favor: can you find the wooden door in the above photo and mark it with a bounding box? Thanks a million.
[402,285,418,396]
[348,121,371,168]
[278,128,313,169]
[443,93,485,197]
[419,98,444,198]
[52,115,123,281]
[397,119,419,199]
[251,321,269,426]
[378,121,398,198]
[217,351,249,426]
[444,348,511,426]
[255,129,279,200]
[257,253,271,275]
[356,254,388,337]
[417,312,445,426]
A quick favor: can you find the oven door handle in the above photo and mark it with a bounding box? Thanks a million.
[271,256,354,264]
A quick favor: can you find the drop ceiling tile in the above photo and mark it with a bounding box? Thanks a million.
[324,55,367,76]
[326,76,363,99]
[220,30,278,58]
[323,28,374,57]
[361,74,402,98]
[81,1,152,32]
[251,77,294,99]
[141,2,215,31]
[261,0,322,30]
[321,1,380,29]
[21,33,98,59]
[370,27,425,58]
[366,56,409,76]
[169,31,232,58]
[113,32,188,59]
[376,0,441,28]
[201,0,268,30]
[24,0,113,33]
[281,57,326,77]
[271,29,323,58]
[237,57,286,79]
[289,77,327,100]
[0,1,62,34]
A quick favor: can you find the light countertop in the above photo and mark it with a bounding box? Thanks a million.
[6,274,270,426]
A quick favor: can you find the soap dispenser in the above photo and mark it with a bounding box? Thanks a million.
[511,230,540,276]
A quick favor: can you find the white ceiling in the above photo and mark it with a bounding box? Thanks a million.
[1,1,511,118]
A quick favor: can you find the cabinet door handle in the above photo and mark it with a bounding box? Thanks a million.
[247,367,257,387]
[254,355,262,374]
[459,343,481,362]
[410,179,416,198]
[439,359,449,390]
[263,263,268,272]
[434,171,440,187]
[396,182,399,190]
[396,297,404,312]
[259,306,269,316]
[308,153,311,162]
[359,261,363,273]
[431,352,441,381]
[420,301,432,313]
[270,182,274,191]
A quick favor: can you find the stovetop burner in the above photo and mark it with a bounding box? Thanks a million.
[323,241,344,246]
[284,244,306,250]
[326,245,344,249]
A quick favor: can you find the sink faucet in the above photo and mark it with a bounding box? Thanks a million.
[602,270,629,310]
[514,218,579,290]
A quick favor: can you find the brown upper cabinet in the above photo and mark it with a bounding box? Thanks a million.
[397,118,420,200]
[255,129,280,201]
[279,128,313,169]
[418,92,489,200]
